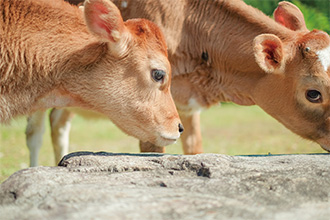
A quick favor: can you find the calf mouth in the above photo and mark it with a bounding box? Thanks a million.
[161,137,177,144]
[158,133,181,146]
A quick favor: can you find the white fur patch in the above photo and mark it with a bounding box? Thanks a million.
[188,98,203,111]
[50,109,71,161]
[160,132,180,140]
[121,1,128,8]
[111,30,121,42]
[175,98,206,116]
[183,98,205,115]
[316,45,330,71]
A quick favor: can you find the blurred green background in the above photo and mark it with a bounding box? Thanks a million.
[1,0,329,182]
[245,0,330,33]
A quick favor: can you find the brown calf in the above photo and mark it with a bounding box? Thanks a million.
[27,0,330,166]
[0,0,182,149]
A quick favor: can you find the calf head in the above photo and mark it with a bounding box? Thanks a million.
[253,1,330,151]
[67,0,182,146]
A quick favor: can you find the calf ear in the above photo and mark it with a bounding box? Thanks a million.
[274,1,308,32]
[84,0,129,54]
[253,34,285,74]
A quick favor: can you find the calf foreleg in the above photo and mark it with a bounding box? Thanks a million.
[50,108,74,164]
[26,111,47,167]
[180,112,203,154]
[139,141,165,153]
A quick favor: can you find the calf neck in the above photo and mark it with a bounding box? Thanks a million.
[115,0,330,151]
[0,0,182,146]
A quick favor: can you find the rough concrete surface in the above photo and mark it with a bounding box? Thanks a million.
[0,152,330,220]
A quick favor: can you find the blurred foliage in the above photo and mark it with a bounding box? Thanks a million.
[244,0,330,33]
[244,0,281,15]
[299,0,330,16]
[292,0,330,32]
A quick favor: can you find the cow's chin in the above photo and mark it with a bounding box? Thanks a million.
[158,137,177,146]
[320,145,330,153]
[137,136,177,148]
[116,123,180,147]
[315,137,330,152]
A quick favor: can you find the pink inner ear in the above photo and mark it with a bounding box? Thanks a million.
[263,40,278,51]
[274,4,307,32]
[93,2,109,15]
[274,7,291,29]
[275,14,286,27]
[262,40,281,67]
[89,2,115,41]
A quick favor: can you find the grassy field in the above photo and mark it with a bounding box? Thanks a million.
[0,104,325,182]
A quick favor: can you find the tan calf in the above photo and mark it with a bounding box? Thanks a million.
[27,0,330,166]
[1,0,182,151]
[117,0,330,154]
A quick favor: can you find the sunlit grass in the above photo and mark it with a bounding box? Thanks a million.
[201,104,321,155]
[0,104,325,182]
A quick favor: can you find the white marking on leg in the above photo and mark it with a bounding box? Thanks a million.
[26,111,47,167]
[50,109,72,164]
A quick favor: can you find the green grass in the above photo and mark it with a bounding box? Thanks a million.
[0,104,325,182]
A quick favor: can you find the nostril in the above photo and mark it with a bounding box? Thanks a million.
[178,123,184,134]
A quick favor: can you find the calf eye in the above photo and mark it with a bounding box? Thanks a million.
[151,69,165,82]
[306,90,322,103]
